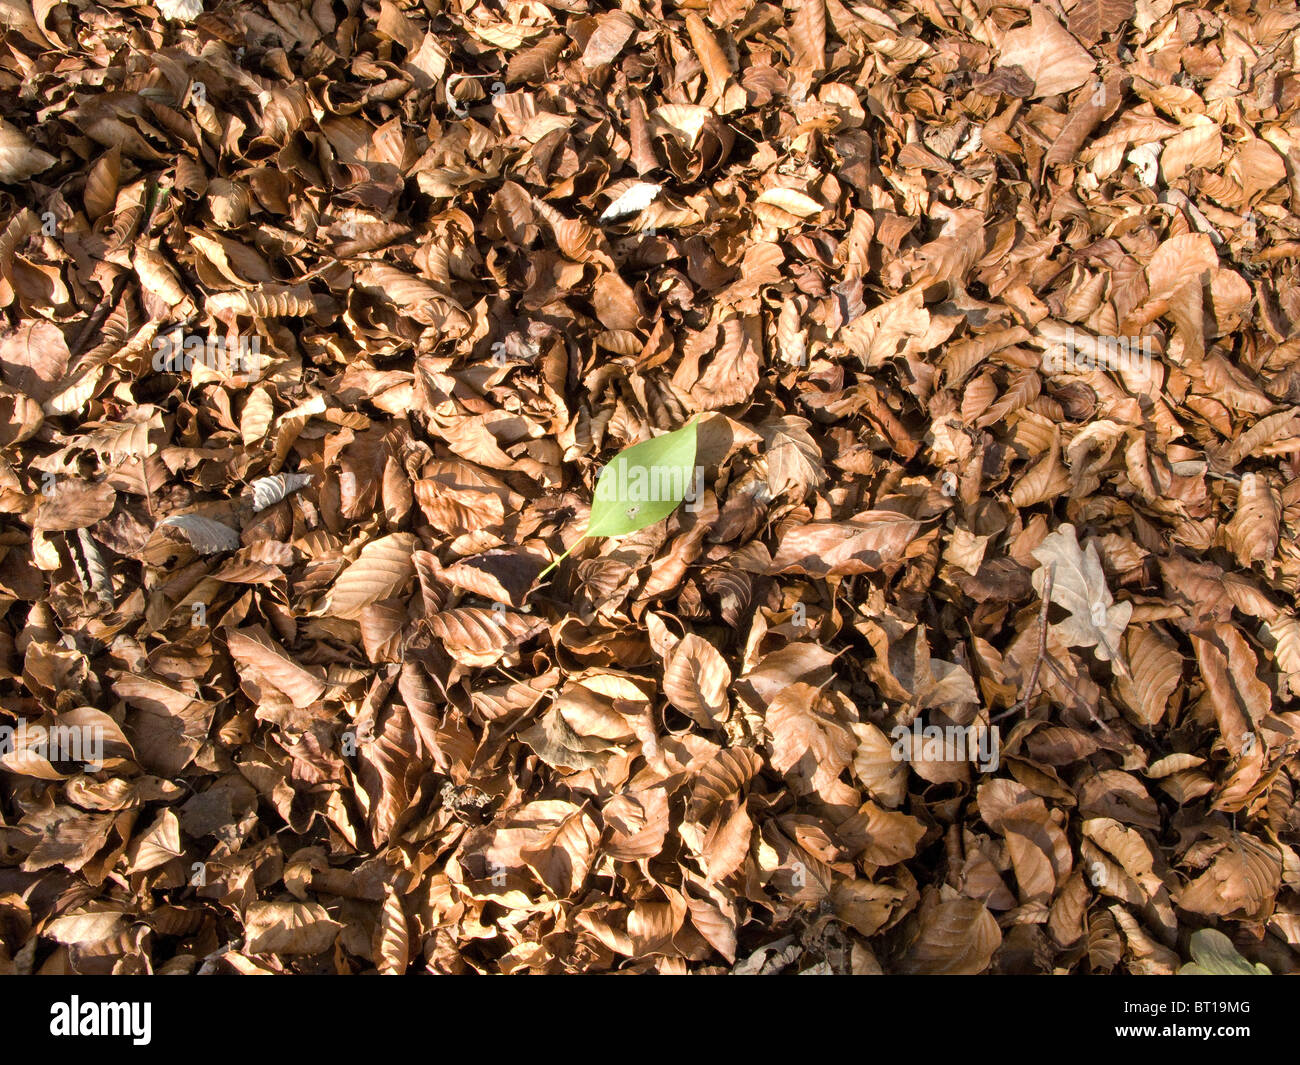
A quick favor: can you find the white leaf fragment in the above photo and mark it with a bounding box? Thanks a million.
[247,472,313,513]
[1127,143,1161,187]
[600,182,662,222]
[158,514,240,553]
[155,0,203,21]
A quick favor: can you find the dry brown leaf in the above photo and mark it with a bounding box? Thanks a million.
[662,633,731,729]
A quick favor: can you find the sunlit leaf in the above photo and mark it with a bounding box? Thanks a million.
[587,419,698,537]
[540,419,698,576]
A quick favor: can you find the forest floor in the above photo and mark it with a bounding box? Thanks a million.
[0,0,1298,974]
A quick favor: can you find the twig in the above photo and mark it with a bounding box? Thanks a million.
[1095,625,1131,680]
[991,563,1054,724]
[1042,656,1126,746]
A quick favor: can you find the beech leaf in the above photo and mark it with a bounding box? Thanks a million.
[541,419,698,576]
[1031,523,1132,665]
[1178,929,1270,976]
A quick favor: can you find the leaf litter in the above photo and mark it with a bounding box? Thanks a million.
[0,0,1298,976]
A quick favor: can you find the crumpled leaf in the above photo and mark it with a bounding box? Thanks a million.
[1031,523,1132,663]
[1178,929,1270,976]
[158,513,241,553]
[243,901,342,956]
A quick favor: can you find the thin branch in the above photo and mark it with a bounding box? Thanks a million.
[991,563,1055,724]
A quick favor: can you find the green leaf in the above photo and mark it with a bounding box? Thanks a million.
[1178,929,1270,975]
[538,419,699,579]
[587,419,699,537]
